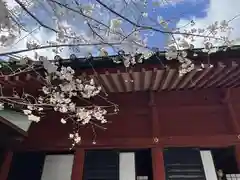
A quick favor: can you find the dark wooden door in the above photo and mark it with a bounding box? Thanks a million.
[163,148,206,180]
[83,150,119,180]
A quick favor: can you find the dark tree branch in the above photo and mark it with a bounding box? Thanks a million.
[95,0,222,39]
[0,42,122,56]
[14,0,59,33]
[14,0,83,40]
[48,0,110,29]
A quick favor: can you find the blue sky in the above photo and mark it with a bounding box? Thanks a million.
[1,0,240,60]
[145,0,209,48]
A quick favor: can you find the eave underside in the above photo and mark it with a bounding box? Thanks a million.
[1,60,240,93]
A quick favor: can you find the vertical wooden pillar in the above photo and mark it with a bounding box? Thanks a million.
[235,145,240,172]
[150,92,165,180]
[71,149,85,180]
[224,88,240,134]
[152,148,165,180]
[149,92,160,139]
[0,150,13,180]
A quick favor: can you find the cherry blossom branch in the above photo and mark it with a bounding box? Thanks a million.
[228,13,240,23]
[13,0,96,42]
[95,0,224,40]
[71,3,119,54]
[0,97,53,106]
[48,0,110,29]
[0,42,122,56]
[1,96,117,109]
[49,0,223,41]
[48,0,144,43]
[0,64,42,77]
[13,0,59,33]
[14,26,41,45]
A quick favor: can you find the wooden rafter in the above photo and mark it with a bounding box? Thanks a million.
[105,71,118,92]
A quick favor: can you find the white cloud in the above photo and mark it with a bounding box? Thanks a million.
[176,0,240,48]
[0,27,71,60]
[152,0,203,7]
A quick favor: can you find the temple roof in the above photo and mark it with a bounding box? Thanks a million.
[1,45,240,93]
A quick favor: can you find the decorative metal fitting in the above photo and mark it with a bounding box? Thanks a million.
[237,134,240,139]
[153,137,159,143]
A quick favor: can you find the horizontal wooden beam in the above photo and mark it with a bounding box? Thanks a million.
[118,105,226,113]
[19,138,154,151]
[18,134,240,151]
[161,134,240,147]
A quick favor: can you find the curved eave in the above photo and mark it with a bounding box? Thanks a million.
[1,46,240,93]
[0,116,27,148]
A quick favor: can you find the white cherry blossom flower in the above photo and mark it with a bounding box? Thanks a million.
[60,118,66,124]
[27,105,33,110]
[0,103,4,110]
[69,133,74,138]
[28,114,40,122]
[42,86,50,94]
[23,109,32,115]
[142,12,148,17]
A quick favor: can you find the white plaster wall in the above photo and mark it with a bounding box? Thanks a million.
[41,155,74,180]
[200,150,218,180]
[119,152,136,180]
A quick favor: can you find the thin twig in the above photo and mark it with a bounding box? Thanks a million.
[14,26,41,45]
[0,97,55,107]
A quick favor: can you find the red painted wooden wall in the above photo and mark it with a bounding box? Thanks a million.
[20,88,240,150]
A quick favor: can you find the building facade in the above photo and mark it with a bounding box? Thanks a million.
[1,49,240,180]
